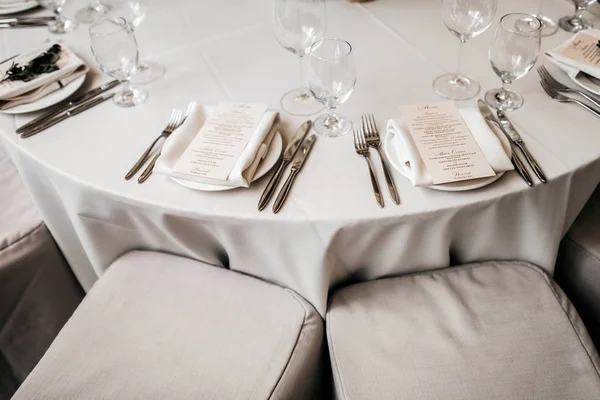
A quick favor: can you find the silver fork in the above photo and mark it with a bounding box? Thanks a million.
[354,126,383,208]
[125,109,183,180]
[137,102,194,184]
[540,79,600,118]
[538,65,600,109]
[362,114,400,205]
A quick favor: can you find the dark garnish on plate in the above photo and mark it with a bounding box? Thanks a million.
[1,44,62,84]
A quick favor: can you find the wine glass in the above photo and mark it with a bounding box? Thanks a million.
[485,13,541,111]
[37,0,78,34]
[76,1,109,23]
[433,0,497,101]
[307,38,356,137]
[533,0,558,36]
[89,16,148,107]
[559,0,597,32]
[108,0,165,83]
[273,0,327,116]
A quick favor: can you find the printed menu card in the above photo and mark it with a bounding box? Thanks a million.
[399,101,495,184]
[172,101,268,181]
[559,32,600,67]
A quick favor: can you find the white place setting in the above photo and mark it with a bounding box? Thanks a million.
[3,0,600,398]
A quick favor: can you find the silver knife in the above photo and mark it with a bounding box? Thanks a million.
[496,109,546,183]
[0,16,55,24]
[0,21,50,28]
[273,135,316,214]
[257,120,311,211]
[18,79,120,135]
[21,94,112,138]
[477,100,533,187]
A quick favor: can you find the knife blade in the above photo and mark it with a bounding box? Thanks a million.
[496,109,546,183]
[0,16,55,24]
[18,79,120,135]
[273,134,316,214]
[257,120,312,211]
[0,21,50,28]
[21,94,112,138]
[477,100,533,187]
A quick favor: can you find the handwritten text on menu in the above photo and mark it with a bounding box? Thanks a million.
[400,101,495,184]
[172,102,267,181]
[560,32,600,67]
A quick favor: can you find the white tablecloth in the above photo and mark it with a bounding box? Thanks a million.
[1,0,600,315]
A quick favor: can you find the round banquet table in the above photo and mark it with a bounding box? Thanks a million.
[2,0,600,315]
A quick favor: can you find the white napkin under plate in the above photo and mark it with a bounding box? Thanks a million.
[386,107,513,187]
[0,64,88,110]
[0,0,34,8]
[0,43,86,101]
[155,103,280,188]
[545,29,600,80]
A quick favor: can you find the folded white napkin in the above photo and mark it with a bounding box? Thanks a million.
[545,29,600,80]
[155,103,280,188]
[386,107,513,187]
[0,64,88,110]
[0,43,86,101]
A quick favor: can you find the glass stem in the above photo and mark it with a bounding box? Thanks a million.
[456,39,464,78]
[324,105,338,127]
[575,5,585,21]
[53,8,64,23]
[298,55,306,93]
[497,80,511,103]
[537,0,543,16]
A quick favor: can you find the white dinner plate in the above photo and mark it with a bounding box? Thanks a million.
[171,131,283,192]
[0,1,38,15]
[383,122,511,192]
[0,74,86,114]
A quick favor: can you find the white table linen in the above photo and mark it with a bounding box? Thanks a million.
[1,0,600,315]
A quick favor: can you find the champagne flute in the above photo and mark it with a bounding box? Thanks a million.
[485,13,541,111]
[307,38,356,137]
[108,0,165,83]
[38,0,78,34]
[273,0,326,116]
[89,16,148,107]
[76,0,109,23]
[559,0,597,33]
[533,0,558,36]
[433,0,497,101]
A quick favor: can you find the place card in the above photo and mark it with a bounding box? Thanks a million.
[400,101,495,184]
[172,101,268,181]
[559,32,600,67]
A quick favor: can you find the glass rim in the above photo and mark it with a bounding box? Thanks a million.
[500,13,542,36]
[309,38,353,61]
[89,16,129,36]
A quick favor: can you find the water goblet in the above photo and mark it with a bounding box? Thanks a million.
[89,16,148,107]
[533,0,558,36]
[433,0,497,101]
[38,0,78,34]
[559,0,597,33]
[108,0,165,83]
[485,13,542,111]
[307,38,356,137]
[273,0,327,116]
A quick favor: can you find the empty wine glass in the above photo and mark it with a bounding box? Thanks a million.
[273,0,327,116]
[433,0,497,101]
[76,0,109,23]
[108,0,165,83]
[559,0,596,32]
[89,16,148,107]
[485,13,541,111]
[307,38,356,137]
[38,0,78,33]
[534,0,558,36]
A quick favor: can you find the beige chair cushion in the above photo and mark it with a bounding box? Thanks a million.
[13,250,325,400]
[327,261,600,400]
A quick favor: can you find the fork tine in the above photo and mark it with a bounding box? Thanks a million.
[540,80,556,98]
[353,126,359,149]
[368,114,377,136]
[361,115,369,137]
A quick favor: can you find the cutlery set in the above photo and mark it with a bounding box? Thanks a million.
[354,115,399,208]
[538,65,600,118]
[258,120,316,213]
[0,16,55,28]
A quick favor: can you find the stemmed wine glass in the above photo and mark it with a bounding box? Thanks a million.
[108,0,165,83]
[433,0,497,101]
[273,0,326,116]
[37,0,78,34]
[76,0,109,23]
[559,0,597,33]
[89,16,148,107]
[534,0,558,36]
[307,38,356,137]
[485,13,542,111]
